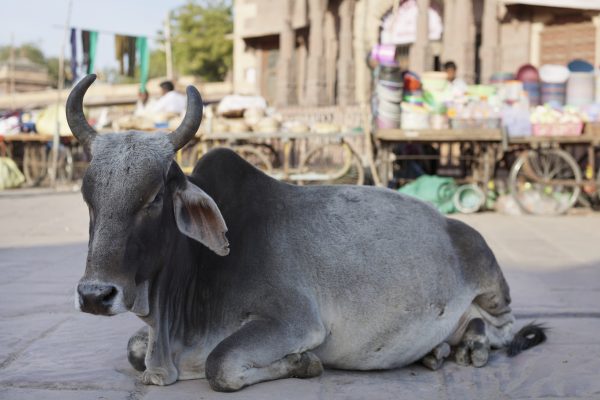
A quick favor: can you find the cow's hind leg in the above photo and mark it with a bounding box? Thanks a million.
[454,318,490,367]
[127,326,149,372]
[421,342,451,371]
[206,319,325,392]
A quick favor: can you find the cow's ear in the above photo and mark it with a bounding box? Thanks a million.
[173,182,229,256]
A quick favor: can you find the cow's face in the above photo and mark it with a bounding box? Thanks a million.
[68,75,229,317]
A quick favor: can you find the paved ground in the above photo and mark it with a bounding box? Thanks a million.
[0,190,599,400]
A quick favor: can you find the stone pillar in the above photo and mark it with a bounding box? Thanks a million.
[480,0,499,83]
[442,0,456,63]
[305,0,328,106]
[454,0,476,83]
[277,0,297,106]
[338,0,356,105]
[409,0,431,73]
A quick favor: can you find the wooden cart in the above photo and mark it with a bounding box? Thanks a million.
[0,134,87,186]
[374,128,503,193]
[505,134,600,215]
[373,127,600,215]
[177,130,366,185]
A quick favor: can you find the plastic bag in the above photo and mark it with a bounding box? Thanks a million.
[0,157,25,190]
[398,175,457,214]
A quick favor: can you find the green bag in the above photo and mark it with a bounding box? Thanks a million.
[0,157,25,190]
[397,175,457,214]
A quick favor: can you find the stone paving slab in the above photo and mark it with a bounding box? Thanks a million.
[0,193,599,399]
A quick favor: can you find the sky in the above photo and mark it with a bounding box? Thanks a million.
[0,0,188,70]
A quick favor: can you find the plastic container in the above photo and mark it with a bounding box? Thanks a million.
[516,64,540,82]
[453,184,485,214]
[566,72,595,107]
[567,59,594,73]
[401,112,430,130]
[371,45,397,66]
[539,64,570,84]
[523,81,541,106]
[541,82,566,106]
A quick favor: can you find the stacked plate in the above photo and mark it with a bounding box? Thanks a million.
[540,64,570,107]
[376,66,403,129]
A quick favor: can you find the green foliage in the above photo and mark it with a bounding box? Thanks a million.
[0,43,69,88]
[0,43,46,66]
[170,0,233,82]
[149,49,167,78]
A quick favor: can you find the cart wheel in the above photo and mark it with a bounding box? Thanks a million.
[176,141,204,175]
[232,145,273,174]
[23,143,48,185]
[55,145,74,184]
[509,148,582,215]
[296,142,364,185]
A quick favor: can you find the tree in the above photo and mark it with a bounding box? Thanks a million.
[0,43,70,88]
[169,0,233,82]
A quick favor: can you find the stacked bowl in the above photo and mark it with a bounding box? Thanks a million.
[376,65,403,129]
[516,64,541,106]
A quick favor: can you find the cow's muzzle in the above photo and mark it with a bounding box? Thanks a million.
[77,282,119,315]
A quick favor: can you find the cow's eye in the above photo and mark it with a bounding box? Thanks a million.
[147,190,164,209]
[152,191,163,205]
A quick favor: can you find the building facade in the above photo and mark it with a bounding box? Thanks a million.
[233,0,600,106]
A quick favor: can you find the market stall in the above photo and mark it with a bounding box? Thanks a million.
[369,53,600,214]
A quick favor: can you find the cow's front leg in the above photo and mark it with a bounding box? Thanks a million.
[205,319,326,392]
[127,326,149,372]
[141,323,178,386]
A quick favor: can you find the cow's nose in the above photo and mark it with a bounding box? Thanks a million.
[77,283,118,314]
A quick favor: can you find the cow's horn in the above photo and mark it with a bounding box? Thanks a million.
[66,74,98,148]
[169,86,203,151]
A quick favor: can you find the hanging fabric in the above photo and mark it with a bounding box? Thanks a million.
[88,31,98,73]
[82,30,90,74]
[70,28,78,83]
[82,30,98,74]
[126,36,137,77]
[136,36,150,93]
[114,34,126,74]
[115,35,137,77]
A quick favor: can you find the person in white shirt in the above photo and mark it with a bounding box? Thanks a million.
[149,81,187,115]
[444,61,468,98]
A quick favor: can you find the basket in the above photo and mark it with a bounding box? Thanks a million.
[531,123,583,137]
[449,118,501,130]
[584,122,600,136]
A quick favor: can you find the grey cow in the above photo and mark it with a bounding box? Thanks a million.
[70,75,545,392]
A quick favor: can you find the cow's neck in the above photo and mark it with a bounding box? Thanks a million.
[145,232,214,344]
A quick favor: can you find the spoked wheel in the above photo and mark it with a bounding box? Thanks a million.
[295,142,364,185]
[232,145,273,174]
[23,143,49,185]
[55,145,74,184]
[509,148,582,215]
[176,142,204,175]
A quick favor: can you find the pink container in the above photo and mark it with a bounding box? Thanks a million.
[532,123,583,137]
[371,45,397,66]
[376,116,400,129]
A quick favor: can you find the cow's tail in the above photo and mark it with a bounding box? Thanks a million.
[506,322,547,357]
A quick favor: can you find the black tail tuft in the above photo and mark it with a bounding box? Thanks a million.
[507,322,547,357]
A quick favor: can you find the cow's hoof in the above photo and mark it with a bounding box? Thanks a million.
[454,342,489,368]
[141,368,177,386]
[422,342,451,371]
[288,352,323,378]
